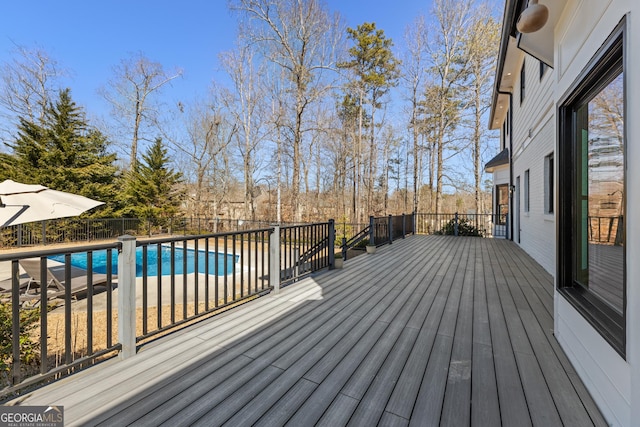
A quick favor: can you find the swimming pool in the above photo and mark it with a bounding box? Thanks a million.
[49,246,238,277]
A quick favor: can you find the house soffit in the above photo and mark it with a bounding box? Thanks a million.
[490,0,568,130]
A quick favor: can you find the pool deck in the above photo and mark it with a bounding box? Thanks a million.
[6,235,608,426]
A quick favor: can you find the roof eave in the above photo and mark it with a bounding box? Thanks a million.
[489,0,526,130]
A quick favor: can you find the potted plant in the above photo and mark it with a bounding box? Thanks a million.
[366,243,376,254]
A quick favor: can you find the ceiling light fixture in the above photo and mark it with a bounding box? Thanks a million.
[516,0,549,33]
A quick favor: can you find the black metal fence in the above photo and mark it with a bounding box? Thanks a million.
[134,228,273,341]
[334,221,368,243]
[339,214,415,261]
[0,242,120,396]
[415,212,506,238]
[0,218,142,248]
[0,217,317,249]
[370,213,415,246]
[0,221,334,399]
[280,222,332,286]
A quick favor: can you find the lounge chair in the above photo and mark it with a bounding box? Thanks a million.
[18,259,115,304]
[0,274,32,294]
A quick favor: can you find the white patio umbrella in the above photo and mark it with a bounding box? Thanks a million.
[0,179,105,227]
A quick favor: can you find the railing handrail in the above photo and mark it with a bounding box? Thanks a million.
[415,212,504,238]
[346,226,370,246]
[0,241,122,261]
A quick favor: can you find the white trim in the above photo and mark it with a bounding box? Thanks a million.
[556,293,630,426]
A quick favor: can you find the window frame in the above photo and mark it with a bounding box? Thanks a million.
[524,169,530,213]
[557,19,626,357]
[496,184,509,226]
[544,153,554,214]
[520,59,526,104]
[539,60,548,80]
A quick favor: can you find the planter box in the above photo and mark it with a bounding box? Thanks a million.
[366,245,377,254]
[334,258,344,269]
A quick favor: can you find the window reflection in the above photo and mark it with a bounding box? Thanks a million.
[574,72,624,314]
[496,184,508,225]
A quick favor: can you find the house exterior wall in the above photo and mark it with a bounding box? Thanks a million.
[510,53,556,273]
[491,0,638,425]
[512,114,555,273]
[553,1,636,426]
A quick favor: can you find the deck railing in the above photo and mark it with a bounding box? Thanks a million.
[588,215,624,245]
[0,213,508,249]
[338,214,415,261]
[280,222,333,286]
[415,212,506,238]
[0,221,334,398]
[369,213,415,246]
[0,242,120,396]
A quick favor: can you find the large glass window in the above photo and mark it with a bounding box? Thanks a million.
[558,22,625,356]
[573,72,624,310]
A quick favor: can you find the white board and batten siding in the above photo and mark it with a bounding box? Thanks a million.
[551,0,639,426]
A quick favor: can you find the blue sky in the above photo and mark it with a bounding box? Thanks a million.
[0,0,441,118]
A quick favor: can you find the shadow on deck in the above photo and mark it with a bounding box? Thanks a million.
[7,235,607,426]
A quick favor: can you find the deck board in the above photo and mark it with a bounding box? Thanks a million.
[441,238,474,426]
[7,235,608,426]
[484,240,532,427]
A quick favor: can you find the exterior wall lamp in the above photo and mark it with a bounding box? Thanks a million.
[516,0,549,33]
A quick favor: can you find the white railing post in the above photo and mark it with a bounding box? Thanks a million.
[118,235,137,359]
[269,226,280,295]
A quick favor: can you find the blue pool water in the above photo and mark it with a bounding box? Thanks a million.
[49,246,238,277]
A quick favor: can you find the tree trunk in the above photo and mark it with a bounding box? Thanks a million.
[474,83,482,214]
[292,89,303,222]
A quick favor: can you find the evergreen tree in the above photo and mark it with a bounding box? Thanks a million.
[123,137,183,221]
[339,22,400,218]
[1,89,120,216]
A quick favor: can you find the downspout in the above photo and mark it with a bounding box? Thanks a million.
[498,90,514,241]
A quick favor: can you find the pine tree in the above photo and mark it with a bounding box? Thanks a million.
[339,22,400,218]
[2,88,120,215]
[124,137,183,222]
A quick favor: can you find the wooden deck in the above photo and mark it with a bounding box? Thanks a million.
[8,235,607,426]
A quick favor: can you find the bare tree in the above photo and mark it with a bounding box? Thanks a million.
[426,0,474,214]
[335,92,360,221]
[267,67,289,223]
[100,52,182,169]
[183,99,237,218]
[463,6,500,214]
[0,44,67,144]
[403,16,429,214]
[229,0,343,222]
[221,45,269,221]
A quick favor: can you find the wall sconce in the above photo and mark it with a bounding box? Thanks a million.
[517,0,549,33]
[509,185,516,196]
